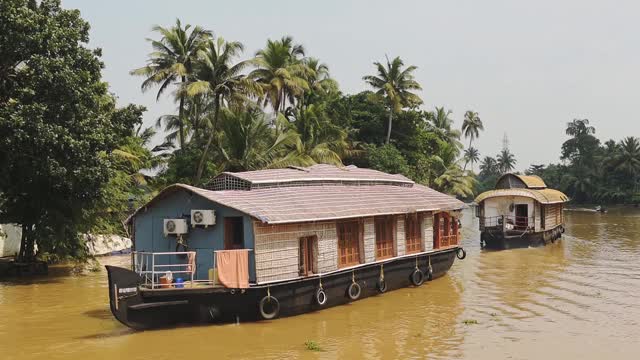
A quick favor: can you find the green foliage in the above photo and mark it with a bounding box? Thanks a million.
[527,121,639,204]
[131,19,211,149]
[304,340,322,351]
[0,0,140,261]
[366,144,413,178]
[363,56,423,144]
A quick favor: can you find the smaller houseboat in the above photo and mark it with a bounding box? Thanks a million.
[474,173,570,249]
[106,165,467,329]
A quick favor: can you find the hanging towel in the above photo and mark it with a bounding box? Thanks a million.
[216,250,249,288]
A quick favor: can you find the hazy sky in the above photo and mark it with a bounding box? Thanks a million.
[64,0,640,171]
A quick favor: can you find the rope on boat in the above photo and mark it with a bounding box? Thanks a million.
[380,264,384,280]
[351,270,356,284]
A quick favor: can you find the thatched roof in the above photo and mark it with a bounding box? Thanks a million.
[474,188,569,205]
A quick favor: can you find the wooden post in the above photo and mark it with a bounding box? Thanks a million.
[433,213,440,249]
[452,215,459,245]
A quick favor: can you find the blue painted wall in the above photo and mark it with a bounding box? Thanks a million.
[134,189,256,281]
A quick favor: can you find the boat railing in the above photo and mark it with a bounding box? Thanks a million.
[133,251,196,289]
[479,215,535,231]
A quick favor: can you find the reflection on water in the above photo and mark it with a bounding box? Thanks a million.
[1,208,640,359]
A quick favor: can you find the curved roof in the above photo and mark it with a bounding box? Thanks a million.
[497,173,547,189]
[128,182,464,225]
[474,188,570,204]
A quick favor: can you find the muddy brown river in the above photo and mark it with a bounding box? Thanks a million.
[1,208,639,359]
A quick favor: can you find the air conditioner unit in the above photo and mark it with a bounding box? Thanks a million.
[191,209,216,227]
[164,218,188,236]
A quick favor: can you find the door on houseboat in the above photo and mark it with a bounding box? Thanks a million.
[299,235,317,276]
[514,204,528,230]
[224,217,244,249]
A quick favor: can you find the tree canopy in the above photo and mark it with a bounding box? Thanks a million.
[0,0,143,260]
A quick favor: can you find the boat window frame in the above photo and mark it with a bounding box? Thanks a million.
[374,215,396,260]
[298,235,318,276]
[337,220,363,268]
[405,213,422,254]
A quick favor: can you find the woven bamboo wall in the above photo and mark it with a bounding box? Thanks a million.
[422,212,434,251]
[253,221,337,283]
[396,216,406,256]
[544,204,563,229]
[363,217,375,263]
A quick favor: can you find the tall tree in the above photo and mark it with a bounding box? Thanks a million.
[301,57,338,107]
[131,19,210,148]
[0,0,138,261]
[186,37,257,184]
[250,36,309,113]
[614,137,640,191]
[363,56,423,144]
[497,148,517,174]
[429,107,462,149]
[463,147,480,171]
[461,110,484,165]
[479,156,499,177]
[565,118,595,137]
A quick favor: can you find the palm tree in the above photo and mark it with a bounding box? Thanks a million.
[433,164,476,197]
[301,57,338,107]
[565,119,595,137]
[186,37,258,184]
[363,56,423,144]
[462,110,484,149]
[249,36,309,113]
[155,94,214,145]
[614,137,640,191]
[479,156,499,176]
[463,147,480,171]
[131,19,210,148]
[283,104,354,166]
[497,149,516,174]
[429,107,462,149]
[216,107,299,171]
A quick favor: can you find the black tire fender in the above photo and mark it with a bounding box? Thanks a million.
[411,268,425,286]
[315,288,328,306]
[456,248,467,260]
[347,282,361,300]
[259,295,280,320]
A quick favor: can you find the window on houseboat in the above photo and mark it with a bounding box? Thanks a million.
[434,212,458,248]
[375,216,395,260]
[337,220,361,268]
[405,213,422,254]
[224,217,244,250]
[299,235,317,276]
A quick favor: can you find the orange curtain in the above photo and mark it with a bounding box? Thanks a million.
[216,250,249,289]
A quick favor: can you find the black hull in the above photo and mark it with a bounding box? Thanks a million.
[106,248,460,330]
[481,226,564,250]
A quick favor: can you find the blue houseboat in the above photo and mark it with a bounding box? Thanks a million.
[107,164,466,329]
